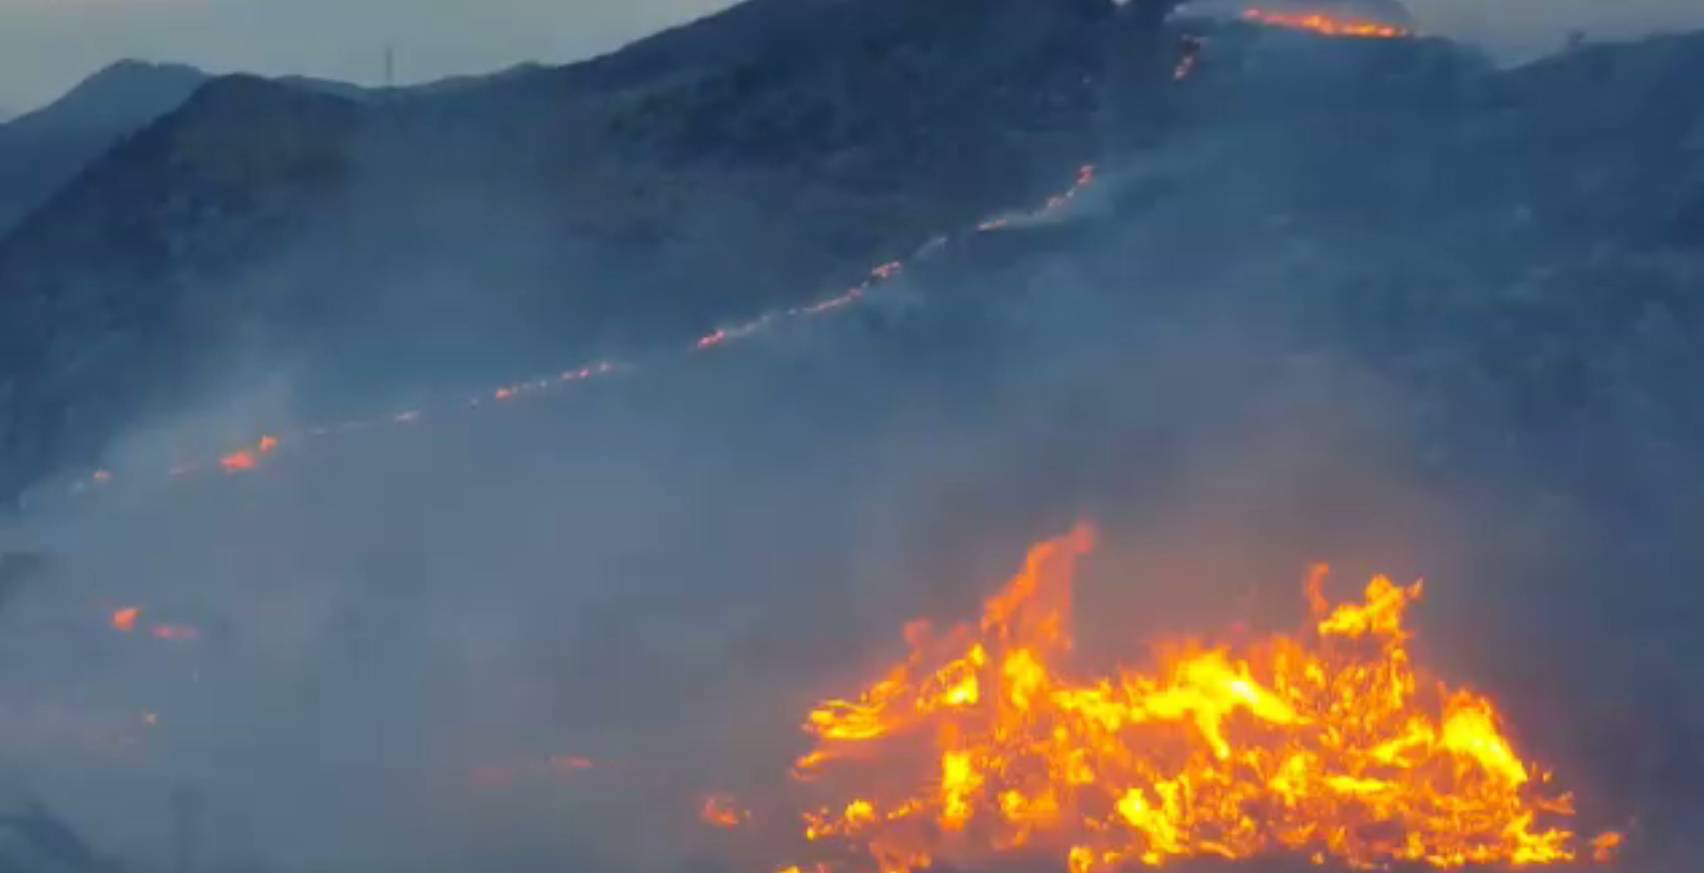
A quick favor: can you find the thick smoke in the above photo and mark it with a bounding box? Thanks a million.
[1,167,1685,873]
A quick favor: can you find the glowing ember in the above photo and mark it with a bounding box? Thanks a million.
[110,607,140,632]
[1591,831,1623,864]
[794,288,864,317]
[1242,8,1412,39]
[63,163,1099,498]
[703,793,752,829]
[1172,53,1198,82]
[110,606,200,642]
[149,624,200,642]
[766,525,1616,873]
[549,754,596,774]
[1173,35,1204,82]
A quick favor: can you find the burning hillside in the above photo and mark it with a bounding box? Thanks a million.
[736,525,1617,873]
[49,165,1099,502]
[1241,7,1412,39]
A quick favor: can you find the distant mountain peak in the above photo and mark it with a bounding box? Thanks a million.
[0,60,213,237]
[44,60,211,122]
[85,58,205,80]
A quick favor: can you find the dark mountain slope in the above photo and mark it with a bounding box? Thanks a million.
[0,0,1189,500]
[0,62,378,240]
[0,76,363,494]
[895,20,1704,521]
[1497,30,1704,245]
[1,1,1702,507]
[0,61,209,235]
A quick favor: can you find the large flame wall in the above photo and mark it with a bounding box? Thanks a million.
[754,526,1616,872]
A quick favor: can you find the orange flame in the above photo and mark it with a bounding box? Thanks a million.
[1591,831,1624,864]
[110,606,200,642]
[702,793,751,829]
[1242,8,1412,39]
[219,450,258,473]
[767,525,1615,873]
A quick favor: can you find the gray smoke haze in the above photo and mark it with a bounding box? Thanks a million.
[5,0,1704,112]
[0,148,1692,872]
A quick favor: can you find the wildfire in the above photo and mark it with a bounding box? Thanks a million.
[1241,8,1412,39]
[219,450,257,473]
[697,262,906,353]
[149,624,200,642]
[109,607,200,643]
[703,793,752,829]
[550,754,596,774]
[61,162,1101,500]
[768,525,1616,873]
[217,434,278,474]
[110,607,140,632]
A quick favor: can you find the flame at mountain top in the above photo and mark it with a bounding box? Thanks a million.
[760,525,1616,873]
[1242,8,1412,39]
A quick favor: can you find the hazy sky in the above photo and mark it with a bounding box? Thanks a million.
[3,0,1704,117]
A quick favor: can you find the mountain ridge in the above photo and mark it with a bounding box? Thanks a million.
[0,0,1196,501]
[1,2,1702,506]
[0,60,210,235]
